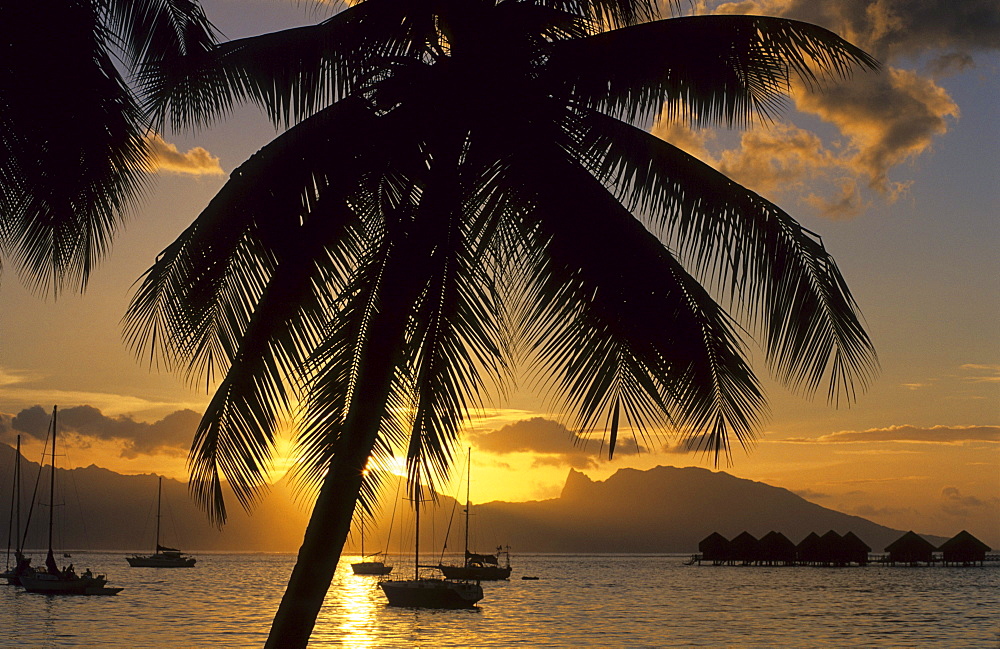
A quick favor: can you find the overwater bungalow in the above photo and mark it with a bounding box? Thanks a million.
[841,531,872,566]
[817,530,847,566]
[885,531,935,565]
[698,532,730,565]
[728,531,761,565]
[938,530,991,566]
[796,531,822,564]
[758,531,796,565]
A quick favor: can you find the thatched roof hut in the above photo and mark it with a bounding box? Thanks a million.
[938,530,991,565]
[817,530,846,565]
[841,531,872,565]
[796,532,822,563]
[759,531,796,564]
[698,532,730,562]
[729,531,761,564]
[885,531,935,564]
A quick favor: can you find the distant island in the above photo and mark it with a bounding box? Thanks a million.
[0,443,947,553]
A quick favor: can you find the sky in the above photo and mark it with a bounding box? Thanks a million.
[0,0,997,547]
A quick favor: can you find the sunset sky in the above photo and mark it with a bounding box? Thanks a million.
[1,0,997,547]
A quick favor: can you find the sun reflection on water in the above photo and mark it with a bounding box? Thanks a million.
[320,565,385,648]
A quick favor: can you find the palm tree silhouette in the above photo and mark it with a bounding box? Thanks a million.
[1,0,217,294]
[125,1,879,645]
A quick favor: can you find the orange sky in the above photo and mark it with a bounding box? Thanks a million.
[1,0,997,547]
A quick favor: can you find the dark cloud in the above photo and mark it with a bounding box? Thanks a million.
[712,0,1000,62]
[470,417,645,469]
[940,486,999,517]
[8,405,200,457]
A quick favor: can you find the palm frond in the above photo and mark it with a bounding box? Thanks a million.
[497,142,765,460]
[140,0,434,130]
[546,15,879,128]
[1,0,150,294]
[562,109,878,402]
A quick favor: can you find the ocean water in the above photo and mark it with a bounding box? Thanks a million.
[1,553,997,647]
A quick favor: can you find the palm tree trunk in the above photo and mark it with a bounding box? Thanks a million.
[264,255,424,648]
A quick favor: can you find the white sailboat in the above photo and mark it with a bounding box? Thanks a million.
[126,476,196,567]
[379,483,483,608]
[20,406,122,595]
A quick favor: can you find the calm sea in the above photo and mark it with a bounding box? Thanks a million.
[1,553,997,647]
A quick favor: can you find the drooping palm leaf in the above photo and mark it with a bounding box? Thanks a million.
[562,109,878,401]
[1,0,150,294]
[546,15,878,128]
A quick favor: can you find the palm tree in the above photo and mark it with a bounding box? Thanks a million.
[125,1,878,645]
[0,0,217,294]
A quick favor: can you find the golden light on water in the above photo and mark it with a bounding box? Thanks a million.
[324,567,381,648]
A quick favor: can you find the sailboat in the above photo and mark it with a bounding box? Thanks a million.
[379,483,483,609]
[126,476,196,567]
[2,435,33,585]
[436,450,512,580]
[19,406,123,595]
[350,514,392,576]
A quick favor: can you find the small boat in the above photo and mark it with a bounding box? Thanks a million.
[20,407,121,596]
[3,435,34,586]
[436,450,512,581]
[126,476,196,567]
[351,515,392,576]
[379,481,483,609]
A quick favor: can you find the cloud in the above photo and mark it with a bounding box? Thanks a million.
[960,364,1000,383]
[146,134,224,176]
[792,488,831,500]
[811,424,1000,444]
[8,405,200,457]
[852,503,916,517]
[708,0,1000,62]
[666,0,993,218]
[469,417,645,469]
[940,486,999,517]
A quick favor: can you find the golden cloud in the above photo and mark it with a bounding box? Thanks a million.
[469,417,645,469]
[145,134,224,176]
[811,424,1000,444]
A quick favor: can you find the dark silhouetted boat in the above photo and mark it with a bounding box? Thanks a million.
[126,477,196,567]
[3,435,33,586]
[379,483,483,609]
[20,407,121,595]
[351,515,392,576]
[436,450,511,581]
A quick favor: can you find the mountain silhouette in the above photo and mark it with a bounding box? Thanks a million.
[0,443,936,553]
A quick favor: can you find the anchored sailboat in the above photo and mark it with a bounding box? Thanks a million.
[19,406,122,595]
[2,435,32,585]
[379,482,483,609]
[437,449,511,580]
[351,514,392,576]
[126,476,196,567]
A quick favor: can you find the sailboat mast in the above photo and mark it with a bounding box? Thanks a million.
[155,476,162,551]
[14,436,20,554]
[5,435,19,568]
[48,406,56,555]
[414,490,420,581]
[464,448,471,562]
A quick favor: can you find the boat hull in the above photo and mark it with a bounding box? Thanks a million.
[126,554,196,568]
[437,564,511,580]
[20,573,108,595]
[351,561,393,575]
[379,578,483,608]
